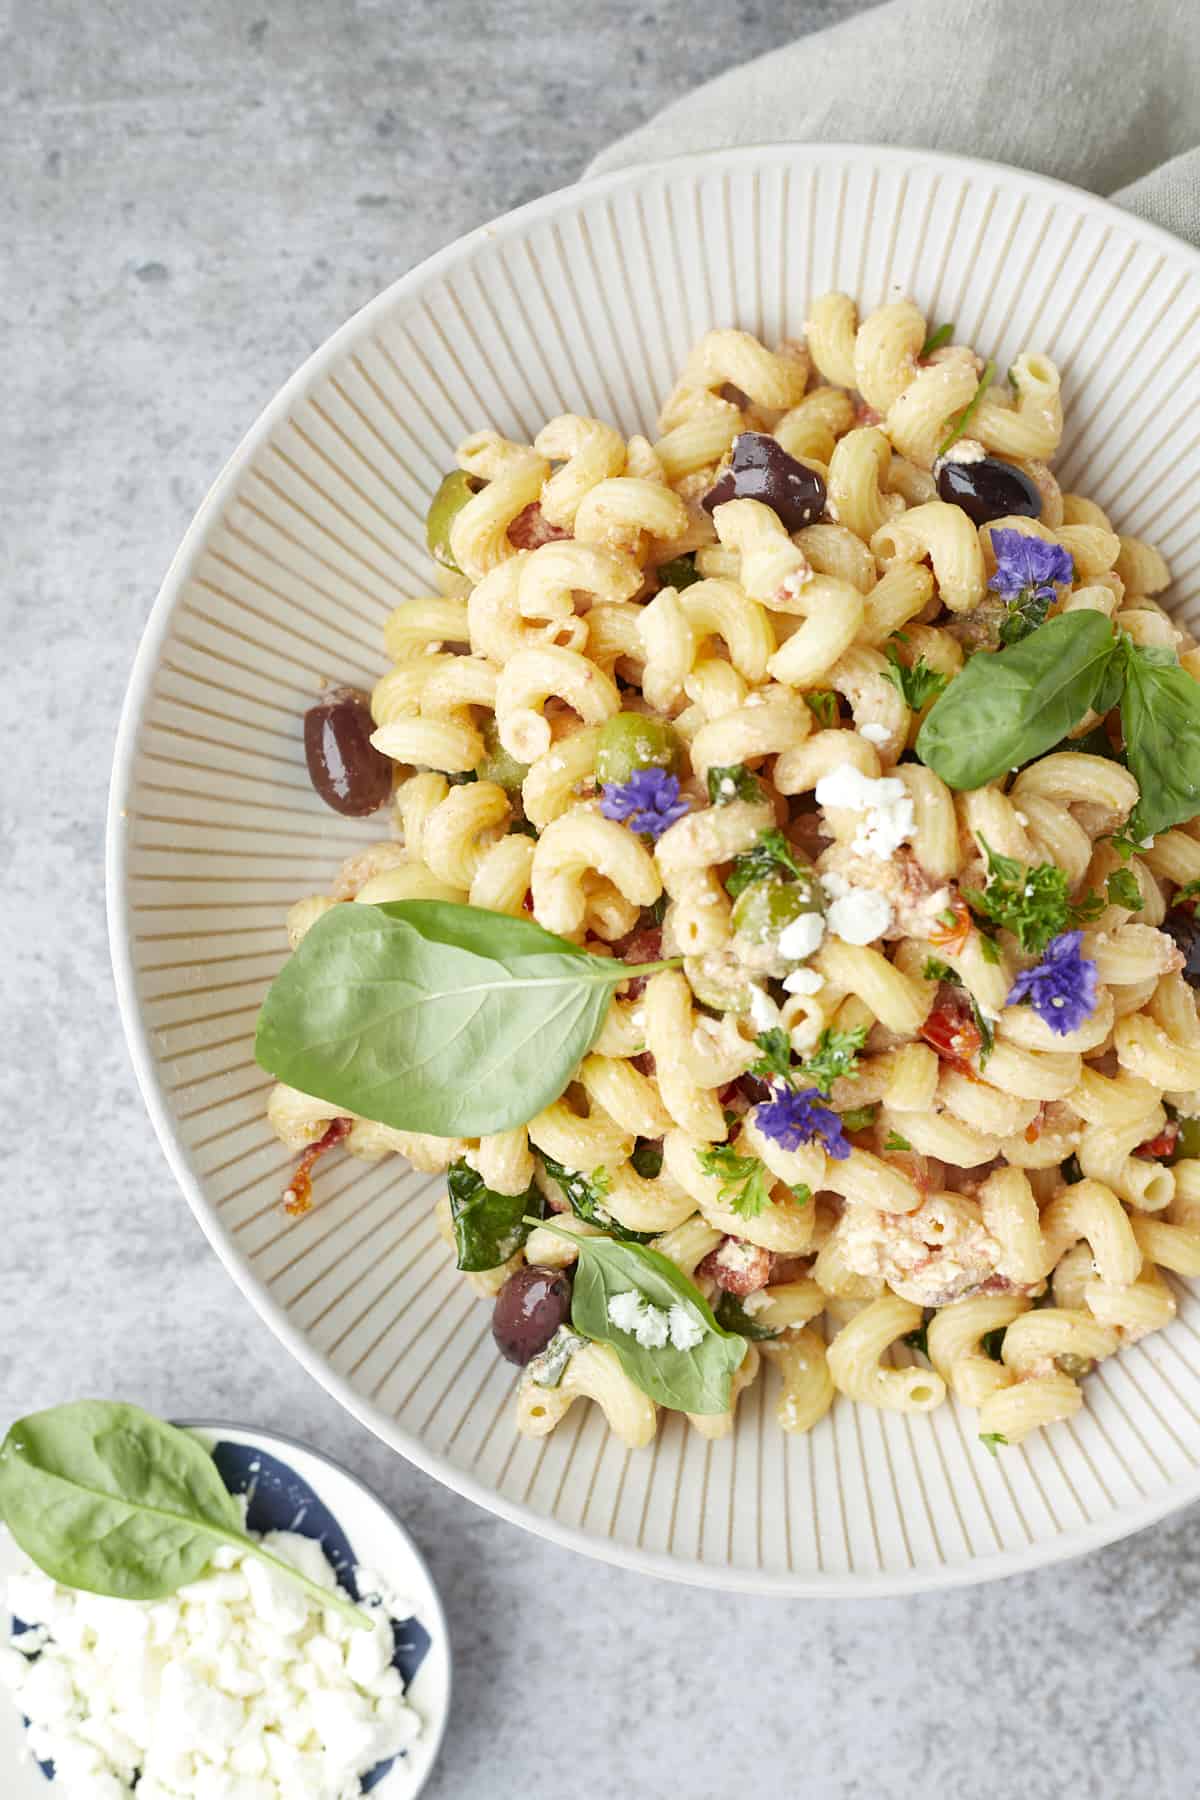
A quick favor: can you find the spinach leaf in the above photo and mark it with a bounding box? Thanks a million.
[725,828,805,897]
[528,1326,587,1387]
[714,1292,781,1341]
[535,1221,745,1413]
[255,900,678,1139]
[1119,641,1200,840]
[707,764,763,805]
[541,1155,654,1243]
[915,611,1117,790]
[447,1159,542,1271]
[629,1140,664,1180]
[0,1402,366,1628]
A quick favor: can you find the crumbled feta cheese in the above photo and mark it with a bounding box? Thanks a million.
[940,436,987,464]
[748,983,782,1032]
[741,1289,771,1316]
[607,1290,700,1351]
[1,1521,421,1800]
[814,762,916,859]
[858,721,890,746]
[776,911,825,961]
[667,1305,705,1351]
[782,964,824,995]
[828,887,892,945]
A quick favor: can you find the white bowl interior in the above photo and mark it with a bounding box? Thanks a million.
[109,144,1200,1593]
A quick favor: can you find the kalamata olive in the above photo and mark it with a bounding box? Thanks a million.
[303,686,392,816]
[936,454,1042,526]
[702,431,826,531]
[492,1264,573,1365]
[1163,908,1200,987]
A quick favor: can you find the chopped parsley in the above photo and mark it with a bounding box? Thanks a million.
[923,955,958,984]
[964,835,1101,955]
[750,1028,793,1083]
[792,1025,868,1096]
[696,1143,773,1220]
[1175,878,1200,906]
[707,763,763,806]
[804,688,839,728]
[979,1432,1009,1456]
[884,1129,912,1153]
[883,642,948,711]
[725,827,806,898]
[839,1103,878,1133]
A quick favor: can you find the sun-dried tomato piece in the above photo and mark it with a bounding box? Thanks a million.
[1137,1123,1180,1160]
[697,1237,772,1296]
[920,992,982,1071]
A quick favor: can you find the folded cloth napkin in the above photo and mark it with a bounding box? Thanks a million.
[588,0,1200,247]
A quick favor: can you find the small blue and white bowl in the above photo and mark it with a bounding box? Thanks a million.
[0,1422,451,1797]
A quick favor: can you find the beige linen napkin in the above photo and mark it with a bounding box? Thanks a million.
[588,0,1200,247]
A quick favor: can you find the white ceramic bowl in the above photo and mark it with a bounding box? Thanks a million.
[1,1422,450,1795]
[108,144,1200,1595]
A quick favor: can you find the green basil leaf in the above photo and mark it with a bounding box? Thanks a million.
[255,900,677,1138]
[714,1291,780,1341]
[915,612,1117,790]
[447,1159,542,1271]
[1120,644,1200,840]
[0,1402,367,1628]
[537,1222,745,1413]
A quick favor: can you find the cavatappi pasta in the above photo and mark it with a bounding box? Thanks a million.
[270,295,1200,1458]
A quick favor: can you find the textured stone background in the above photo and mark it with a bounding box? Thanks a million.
[3,3,1196,1794]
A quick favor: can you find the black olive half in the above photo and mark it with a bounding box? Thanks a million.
[702,432,827,532]
[936,454,1042,526]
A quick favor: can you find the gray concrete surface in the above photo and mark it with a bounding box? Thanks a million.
[3,3,1197,1795]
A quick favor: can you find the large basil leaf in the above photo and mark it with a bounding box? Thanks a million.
[916,611,1117,789]
[447,1159,542,1271]
[0,1402,365,1627]
[537,1221,745,1413]
[255,900,677,1138]
[1119,642,1200,840]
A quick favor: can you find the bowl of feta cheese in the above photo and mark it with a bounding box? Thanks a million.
[0,1416,450,1800]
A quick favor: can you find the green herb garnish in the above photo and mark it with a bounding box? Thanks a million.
[255,900,681,1139]
[979,1431,1009,1456]
[883,643,948,711]
[750,1027,793,1083]
[921,322,955,357]
[541,1154,653,1244]
[447,1159,543,1271]
[714,1292,781,1341]
[963,835,1095,955]
[793,1025,868,1096]
[937,359,995,459]
[839,1103,878,1133]
[696,1143,773,1220]
[884,1129,912,1152]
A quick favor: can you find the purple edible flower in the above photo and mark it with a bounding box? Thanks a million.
[755,1085,851,1160]
[599,768,689,841]
[988,528,1074,603]
[1006,930,1098,1036]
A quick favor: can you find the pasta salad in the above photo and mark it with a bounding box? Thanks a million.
[255,294,1200,1457]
